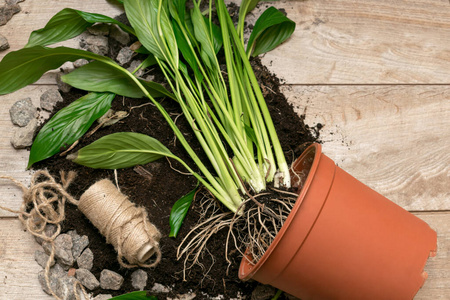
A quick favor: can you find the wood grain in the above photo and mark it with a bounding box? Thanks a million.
[0,218,53,299]
[414,212,450,299]
[256,0,450,84]
[0,86,54,217]
[0,213,446,299]
[283,85,450,211]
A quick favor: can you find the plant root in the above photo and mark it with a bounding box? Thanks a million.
[177,188,298,279]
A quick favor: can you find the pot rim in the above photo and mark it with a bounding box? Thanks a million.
[239,142,326,280]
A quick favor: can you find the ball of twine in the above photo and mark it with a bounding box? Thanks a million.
[79,179,161,268]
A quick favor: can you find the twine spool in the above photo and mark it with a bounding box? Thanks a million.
[79,179,161,267]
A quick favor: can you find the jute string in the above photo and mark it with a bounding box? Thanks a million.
[0,170,161,300]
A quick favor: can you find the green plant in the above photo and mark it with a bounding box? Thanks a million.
[0,0,295,230]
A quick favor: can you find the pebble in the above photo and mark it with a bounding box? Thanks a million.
[100,269,124,290]
[116,46,134,65]
[76,268,100,290]
[87,23,110,36]
[56,275,80,300]
[56,73,72,93]
[73,59,89,68]
[84,35,109,56]
[67,268,76,277]
[77,248,94,271]
[48,234,74,266]
[0,3,21,26]
[127,60,144,77]
[151,283,171,293]
[251,285,277,300]
[168,293,196,300]
[10,118,38,149]
[38,264,65,295]
[110,24,130,46]
[34,249,55,269]
[9,97,37,127]
[35,224,58,245]
[131,269,148,291]
[68,230,89,260]
[40,89,63,112]
[0,33,9,51]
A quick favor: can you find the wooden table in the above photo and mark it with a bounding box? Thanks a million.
[0,0,448,299]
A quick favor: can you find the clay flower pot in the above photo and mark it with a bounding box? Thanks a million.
[239,143,437,300]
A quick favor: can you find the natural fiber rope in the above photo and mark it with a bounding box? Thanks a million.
[0,171,161,300]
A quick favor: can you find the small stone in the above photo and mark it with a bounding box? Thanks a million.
[56,275,79,300]
[68,230,89,260]
[0,4,21,26]
[40,89,63,112]
[131,269,147,291]
[10,118,38,148]
[34,249,55,269]
[56,73,72,93]
[0,34,9,51]
[151,283,171,293]
[116,46,134,65]
[67,268,76,277]
[169,293,196,300]
[73,59,89,68]
[38,264,65,295]
[100,269,124,290]
[77,248,94,271]
[251,284,277,300]
[9,98,37,127]
[84,35,109,56]
[93,295,113,300]
[52,234,74,266]
[35,224,58,245]
[60,61,75,73]
[127,60,144,77]
[87,23,110,36]
[76,268,100,290]
[110,24,130,46]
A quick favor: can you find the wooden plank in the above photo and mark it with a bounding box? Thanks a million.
[414,212,450,299]
[283,85,450,211]
[0,85,54,217]
[256,0,450,84]
[0,218,53,299]
[0,213,447,299]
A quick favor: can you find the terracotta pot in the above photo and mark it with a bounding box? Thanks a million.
[239,143,437,300]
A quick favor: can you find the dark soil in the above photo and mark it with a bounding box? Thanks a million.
[32,7,320,300]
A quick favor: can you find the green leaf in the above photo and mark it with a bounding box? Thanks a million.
[26,8,134,48]
[239,0,260,19]
[62,61,174,99]
[190,4,217,71]
[124,0,178,63]
[247,7,296,57]
[0,46,115,95]
[69,132,174,169]
[172,20,203,80]
[203,16,223,54]
[108,291,157,300]
[28,93,115,168]
[169,184,199,238]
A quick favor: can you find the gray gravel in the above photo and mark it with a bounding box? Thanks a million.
[75,268,100,290]
[100,269,124,290]
[9,98,37,127]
